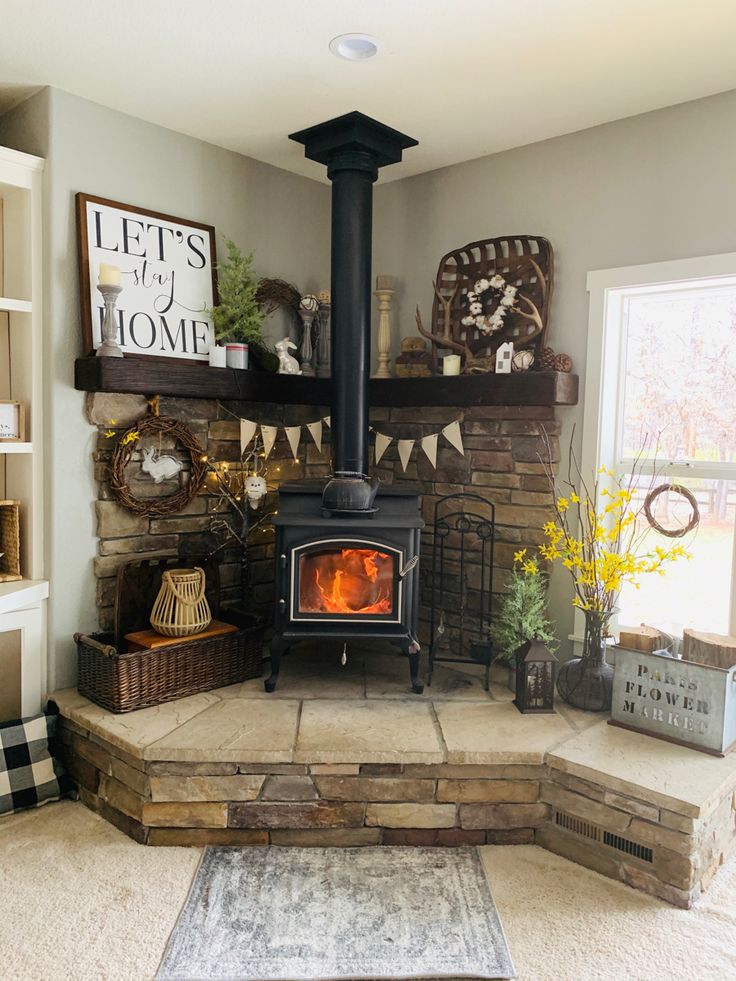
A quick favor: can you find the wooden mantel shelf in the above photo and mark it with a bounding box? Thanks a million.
[74,356,578,407]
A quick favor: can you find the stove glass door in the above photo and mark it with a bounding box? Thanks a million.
[295,543,399,620]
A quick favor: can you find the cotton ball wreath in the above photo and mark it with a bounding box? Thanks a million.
[461,274,522,336]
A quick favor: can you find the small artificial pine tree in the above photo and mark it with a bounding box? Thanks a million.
[209,239,265,345]
[490,556,557,663]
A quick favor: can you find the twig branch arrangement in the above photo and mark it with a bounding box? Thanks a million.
[205,432,275,597]
[536,429,693,614]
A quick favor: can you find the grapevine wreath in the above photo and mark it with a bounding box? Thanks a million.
[109,407,207,517]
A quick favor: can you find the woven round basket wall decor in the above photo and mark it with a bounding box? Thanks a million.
[150,567,212,637]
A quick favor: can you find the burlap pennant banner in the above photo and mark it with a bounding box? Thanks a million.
[442,420,464,456]
[306,420,323,455]
[374,432,392,465]
[284,426,301,461]
[236,415,462,469]
[240,419,258,454]
[420,432,439,468]
[397,439,415,472]
[260,425,278,459]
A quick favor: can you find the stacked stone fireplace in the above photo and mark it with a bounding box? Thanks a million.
[89,390,559,649]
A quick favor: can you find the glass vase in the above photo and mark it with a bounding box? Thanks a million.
[556,608,615,712]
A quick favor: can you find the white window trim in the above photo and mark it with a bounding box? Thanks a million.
[579,252,736,642]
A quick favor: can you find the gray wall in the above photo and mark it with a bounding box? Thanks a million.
[0,87,330,689]
[373,88,736,652]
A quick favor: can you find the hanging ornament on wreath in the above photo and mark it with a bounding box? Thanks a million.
[108,396,207,516]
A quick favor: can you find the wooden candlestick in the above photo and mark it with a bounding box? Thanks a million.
[373,275,395,378]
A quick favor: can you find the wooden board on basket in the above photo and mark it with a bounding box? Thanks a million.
[124,620,238,652]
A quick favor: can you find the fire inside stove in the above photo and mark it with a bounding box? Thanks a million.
[298,547,395,616]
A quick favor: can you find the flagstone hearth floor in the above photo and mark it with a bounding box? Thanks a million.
[51,644,736,910]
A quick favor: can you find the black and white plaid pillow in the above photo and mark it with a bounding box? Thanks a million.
[0,711,74,817]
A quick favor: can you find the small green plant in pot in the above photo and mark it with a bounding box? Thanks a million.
[490,550,557,690]
[208,240,266,369]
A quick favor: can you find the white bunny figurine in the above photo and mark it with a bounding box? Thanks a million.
[141,446,183,484]
[275,338,302,375]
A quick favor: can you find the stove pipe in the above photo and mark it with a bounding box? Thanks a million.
[289,112,417,512]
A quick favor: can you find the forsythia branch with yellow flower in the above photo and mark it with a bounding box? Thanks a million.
[536,431,692,613]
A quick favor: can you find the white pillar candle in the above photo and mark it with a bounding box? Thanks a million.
[98,263,121,287]
[208,344,227,368]
[443,354,461,376]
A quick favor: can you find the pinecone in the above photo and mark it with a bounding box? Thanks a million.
[537,346,557,371]
[555,353,573,373]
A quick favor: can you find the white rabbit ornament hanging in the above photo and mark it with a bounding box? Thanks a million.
[141,445,183,484]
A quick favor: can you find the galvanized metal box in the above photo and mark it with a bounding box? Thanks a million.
[610,647,736,756]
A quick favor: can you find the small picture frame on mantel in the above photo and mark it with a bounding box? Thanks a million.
[0,401,25,442]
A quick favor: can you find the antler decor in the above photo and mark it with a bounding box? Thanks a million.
[415,280,473,362]
[425,235,554,373]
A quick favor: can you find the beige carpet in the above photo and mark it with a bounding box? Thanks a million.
[0,801,734,981]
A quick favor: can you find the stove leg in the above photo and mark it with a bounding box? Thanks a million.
[403,637,424,695]
[265,637,289,693]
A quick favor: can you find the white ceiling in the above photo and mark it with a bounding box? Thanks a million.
[2,0,736,183]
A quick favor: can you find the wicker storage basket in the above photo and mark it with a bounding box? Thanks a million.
[0,500,22,583]
[74,556,265,713]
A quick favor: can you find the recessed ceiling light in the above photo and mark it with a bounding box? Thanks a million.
[329,34,381,61]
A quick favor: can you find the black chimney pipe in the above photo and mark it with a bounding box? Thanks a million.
[289,112,417,512]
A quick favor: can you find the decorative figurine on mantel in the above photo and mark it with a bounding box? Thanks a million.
[275,338,301,374]
[373,274,394,378]
[495,341,514,373]
[298,294,320,377]
[96,263,124,358]
[395,336,432,377]
[316,289,331,378]
[512,349,535,371]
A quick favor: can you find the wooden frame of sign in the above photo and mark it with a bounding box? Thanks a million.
[0,401,25,442]
[76,193,218,364]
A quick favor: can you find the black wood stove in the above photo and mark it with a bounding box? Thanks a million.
[265,111,423,693]
[267,481,424,693]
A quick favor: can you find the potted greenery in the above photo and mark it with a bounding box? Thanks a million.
[490,551,557,690]
[208,240,265,369]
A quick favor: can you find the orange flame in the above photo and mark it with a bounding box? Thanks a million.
[305,548,393,615]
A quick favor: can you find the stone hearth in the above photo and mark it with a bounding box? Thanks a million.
[52,648,736,909]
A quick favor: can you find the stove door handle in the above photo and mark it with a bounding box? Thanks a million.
[398,555,419,580]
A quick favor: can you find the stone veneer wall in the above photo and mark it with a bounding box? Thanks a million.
[59,715,736,909]
[88,392,559,638]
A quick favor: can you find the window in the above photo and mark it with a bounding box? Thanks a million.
[584,255,736,638]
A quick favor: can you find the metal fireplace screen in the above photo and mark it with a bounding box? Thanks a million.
[295,543,399,620]
[427,493,496,689]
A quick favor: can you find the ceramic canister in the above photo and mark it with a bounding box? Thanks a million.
[225,343,249,369]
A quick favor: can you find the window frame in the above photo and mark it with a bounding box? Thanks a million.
[582,252,736,640]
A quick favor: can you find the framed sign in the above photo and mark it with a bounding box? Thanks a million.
[76,194,218,362]
[0,401,25,441]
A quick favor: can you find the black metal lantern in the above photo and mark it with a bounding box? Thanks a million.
[514,637,557,714]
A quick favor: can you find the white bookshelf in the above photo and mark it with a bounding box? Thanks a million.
[0,145,47,718]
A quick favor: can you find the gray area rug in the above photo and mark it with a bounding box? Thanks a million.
[157,846,516,981]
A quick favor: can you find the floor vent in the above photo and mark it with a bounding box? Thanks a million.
[554,810,601,842]
[603,831,654,863]
[554,811,654,864]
